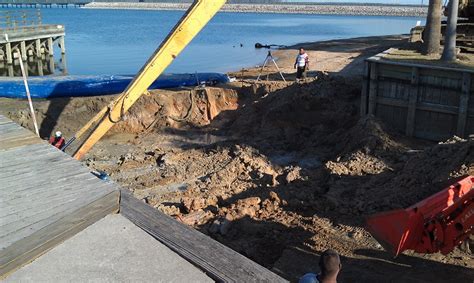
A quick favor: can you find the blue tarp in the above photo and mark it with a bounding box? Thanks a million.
[0,73,230,98]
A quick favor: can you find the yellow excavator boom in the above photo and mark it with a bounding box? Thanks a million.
[70,0,227,160]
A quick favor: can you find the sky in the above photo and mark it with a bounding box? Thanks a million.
[283,0,426,5]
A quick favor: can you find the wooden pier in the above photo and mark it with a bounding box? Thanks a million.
[0,10,65,64]
[0,1,89,8]
[0,115,287,282]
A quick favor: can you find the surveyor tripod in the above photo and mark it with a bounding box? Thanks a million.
[256,50,286,82]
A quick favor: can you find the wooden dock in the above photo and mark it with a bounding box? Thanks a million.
[0,115,287,282]
[0,1,89,8]
[0,115,120,278]
[0,10,65,64]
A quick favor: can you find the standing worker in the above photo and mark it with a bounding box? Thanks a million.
[299,249,342,283]
[49,131,65,149]
[294,47,309,82]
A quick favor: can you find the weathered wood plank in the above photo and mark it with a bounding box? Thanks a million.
[0,182,117,248]
[368,62,378,115]
[406,67,419,136]
[360,61,369,116]
[0,191,119,278]
[0,115,120,278]
[457,72,471,137]
[120,190,287,283]
[376,97,462,116]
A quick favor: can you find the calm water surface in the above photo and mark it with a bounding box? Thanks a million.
[9,8,425,75]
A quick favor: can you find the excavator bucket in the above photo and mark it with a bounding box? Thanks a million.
[366,176,474,256]
[366,208,424,256]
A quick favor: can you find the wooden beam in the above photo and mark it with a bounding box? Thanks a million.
[360,61,370,116]
[47,37,53,56]
[120,190,288,283]
[368,62,378,115]
[457,72,471,137]
[19,41,26,61]
[5,42,12,64]
[367,55,474,74]
[59,36,65,54]
[406,67,419,136]
[35,38,41,57]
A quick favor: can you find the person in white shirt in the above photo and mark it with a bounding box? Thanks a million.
[294,47,309,81]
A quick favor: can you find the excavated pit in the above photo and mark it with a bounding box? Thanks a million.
[1,76,473,282]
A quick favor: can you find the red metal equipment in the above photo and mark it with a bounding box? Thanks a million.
[366,176,474,256]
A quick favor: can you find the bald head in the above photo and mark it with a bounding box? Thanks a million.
[319,249,341,277]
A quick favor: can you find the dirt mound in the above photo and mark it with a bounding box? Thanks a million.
[323,116,406,157]
[324,136,473,215]
[114,87,238,134]
[361,138,473,212]
[227,75,361,151]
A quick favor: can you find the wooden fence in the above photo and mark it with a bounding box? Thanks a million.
[360,49,474,141]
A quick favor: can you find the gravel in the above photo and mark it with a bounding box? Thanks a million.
[85,3,427,17]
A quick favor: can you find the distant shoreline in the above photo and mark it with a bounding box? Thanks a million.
[84,3,427,17]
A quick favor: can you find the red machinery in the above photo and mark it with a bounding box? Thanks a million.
[366,176,474,256]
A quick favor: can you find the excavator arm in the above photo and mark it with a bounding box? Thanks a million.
[67,0,227,160]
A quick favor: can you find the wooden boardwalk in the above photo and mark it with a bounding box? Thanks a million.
[0,115,119,278]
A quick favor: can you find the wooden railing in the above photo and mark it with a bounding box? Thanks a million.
[0,9,42,32]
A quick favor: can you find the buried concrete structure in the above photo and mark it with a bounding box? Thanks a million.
[0,115,287,282]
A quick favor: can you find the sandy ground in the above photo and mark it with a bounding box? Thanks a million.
[232,34,411,80]
[1,35,473,282]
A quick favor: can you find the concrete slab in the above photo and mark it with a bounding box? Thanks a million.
[5,214,213,283]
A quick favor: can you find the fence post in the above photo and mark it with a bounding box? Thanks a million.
[59,36,66,54]
[20,41,27,61]
[35,38,41,58]
[368,62,378,115]
[5,42,12,64]
[406,67,419,137]
[47,37,54,56]
[360,61,370,116]
[457,72,471,137]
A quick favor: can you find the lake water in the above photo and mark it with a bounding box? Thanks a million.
[5,8,425,76]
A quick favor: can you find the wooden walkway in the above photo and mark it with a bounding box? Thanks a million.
[0,115,119,278]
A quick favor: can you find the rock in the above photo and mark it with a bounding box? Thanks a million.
[179,210,212,226]
[285,167,302,183]
[209,217,233,235]
[237,197,261,207]
[269,191,281,203]
[237,206,258,218]
[157,204,180,216]
[181,197,206,213]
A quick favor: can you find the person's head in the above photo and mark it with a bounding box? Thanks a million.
[55,131,62,138]
[319,249,341,279]
[299,47,305,55]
